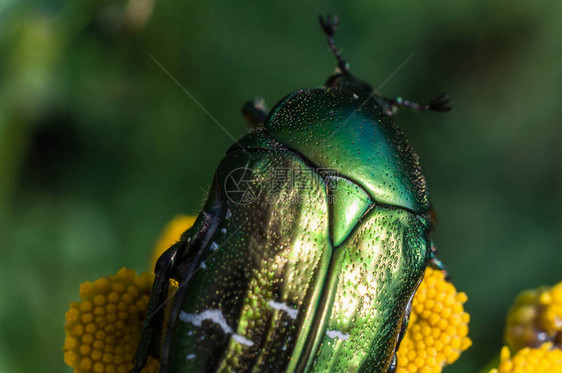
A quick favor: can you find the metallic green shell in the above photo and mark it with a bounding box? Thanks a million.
[302,207,428,372]
[265,87,430,213]
[165,148,332,372]
[163,141,430,372]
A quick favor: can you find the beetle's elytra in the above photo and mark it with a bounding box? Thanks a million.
[133,15,450,373]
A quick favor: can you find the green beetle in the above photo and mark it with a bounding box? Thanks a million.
[132,15,450,373]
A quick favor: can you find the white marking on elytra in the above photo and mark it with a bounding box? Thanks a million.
[232,334,254,347]
[326,330,350,340]
[180,309,254,347]
[225,209,232,219]
[210,242,219,251]
[221,228,227,234]
[200,261,207,270]
[268,300,298,320]
[186,354,196,360]
[352,93,359,99]
[181,309,233,333]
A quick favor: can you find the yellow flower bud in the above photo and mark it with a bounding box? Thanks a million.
[489,343,562,373]
[505,281,562,352]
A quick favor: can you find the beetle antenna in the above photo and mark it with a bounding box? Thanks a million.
[319,15,350,73]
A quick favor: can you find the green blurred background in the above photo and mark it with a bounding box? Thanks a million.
[1,0,561,372]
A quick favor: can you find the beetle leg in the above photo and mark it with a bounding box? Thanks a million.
[429,244,451,282]
[242,98,268,128]
[131,242,183,373]
[384,93,452,115]
[318,15,350,73]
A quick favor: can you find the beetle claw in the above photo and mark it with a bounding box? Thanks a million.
[318,15,339,36]
[427,93,452,112]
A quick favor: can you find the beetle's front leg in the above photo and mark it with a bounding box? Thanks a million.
[383,94,451,116]
[429,244,451,281]
[131,242,182,373]
[241,98,268,128]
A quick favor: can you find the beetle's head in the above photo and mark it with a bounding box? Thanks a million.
[325,71,373,94]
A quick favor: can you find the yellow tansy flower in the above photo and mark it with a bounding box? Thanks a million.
[63,268,159,373]
[396,267,472,373]
[489,343,562,373]
[149,215,196,271]
[486,280,562,372]
[505,281,562,352]
[64,217,195,373]
[539,282,562,340]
